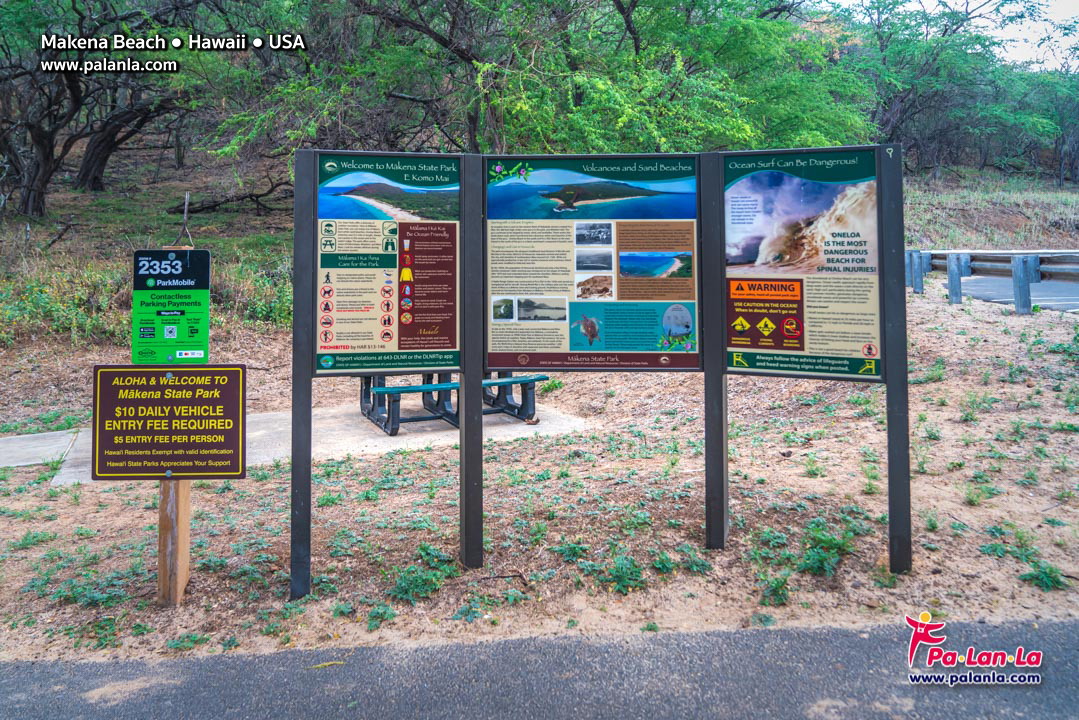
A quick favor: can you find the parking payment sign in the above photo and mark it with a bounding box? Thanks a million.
[132,250,211,364]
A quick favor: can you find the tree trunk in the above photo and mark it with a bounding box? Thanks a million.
[18,136,56,217]
[74,106,159,191]
[174,122,185,169]
[18,171,50,217]
[73,130,119,191]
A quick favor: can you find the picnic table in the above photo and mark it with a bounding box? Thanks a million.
[360,371,549,436]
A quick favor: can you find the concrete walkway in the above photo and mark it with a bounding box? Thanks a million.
[0,399,587,486]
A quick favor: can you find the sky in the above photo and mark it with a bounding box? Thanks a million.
[830,0,1077,67]
[993,0,1076,66]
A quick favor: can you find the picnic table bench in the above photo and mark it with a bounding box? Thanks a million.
[360,371,550,436]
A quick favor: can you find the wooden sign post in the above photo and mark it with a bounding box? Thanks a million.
[158,479,192,605]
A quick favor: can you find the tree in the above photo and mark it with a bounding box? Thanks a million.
[836,0,1049,175]
[209,0,872,161]
[0,0,201,215]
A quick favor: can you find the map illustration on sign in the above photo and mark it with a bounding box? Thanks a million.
[724,150,882,378]
[314,154,461,373]
[486,156,699,370]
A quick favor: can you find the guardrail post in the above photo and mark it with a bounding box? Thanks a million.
[1025,255,1041,285]
[911,252,924,294]
[959,253,971,277]
[920,251,932,276]
[904,249,912,287]
[1011,255,1032,315]
[946,254,962,304]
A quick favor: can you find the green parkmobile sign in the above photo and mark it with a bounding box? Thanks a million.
[131,250,210,364]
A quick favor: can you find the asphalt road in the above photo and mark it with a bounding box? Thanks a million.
[2,620,1075,719]
[960,275,1079,312]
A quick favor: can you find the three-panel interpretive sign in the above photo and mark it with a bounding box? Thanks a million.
[290,144,909,601]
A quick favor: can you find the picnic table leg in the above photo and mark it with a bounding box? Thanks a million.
[372,375,387,418]
[495,371,516,410]
[366,377,392,433]
[516,381,537,421]
[421,373,438,413]
[376,394,400,436]
[437,373,454,415]
[485,371,527,417]
[361,375,373,418]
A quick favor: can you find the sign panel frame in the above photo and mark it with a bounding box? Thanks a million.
[483,153,703,373]
[721,144,887,384]
[91,364,246,481]
[311,150,464,377]
[131,249,211,365]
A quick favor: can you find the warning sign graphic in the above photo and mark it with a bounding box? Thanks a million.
[782,317,802,338]
[729,281,800,301]
[726,278,804,352]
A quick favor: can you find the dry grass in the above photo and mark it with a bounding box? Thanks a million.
[0,287,1076,660]
[905,168,1079,250]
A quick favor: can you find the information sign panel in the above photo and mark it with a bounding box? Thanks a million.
[723,149,883,379]
[486,155,700,370]
[313,153,461,374]
[92,365,246,481]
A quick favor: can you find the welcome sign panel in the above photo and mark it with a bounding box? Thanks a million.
[314,153,461,374]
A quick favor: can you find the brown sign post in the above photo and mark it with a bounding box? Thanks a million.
[92,364,246,605]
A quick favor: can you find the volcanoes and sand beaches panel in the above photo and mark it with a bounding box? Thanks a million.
[486,161,696,221]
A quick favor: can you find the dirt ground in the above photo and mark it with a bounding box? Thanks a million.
[0,284,1076,661]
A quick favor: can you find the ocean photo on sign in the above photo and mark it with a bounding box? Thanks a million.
[318,171,459,222]
[488,168,696,220]
[619,251,692,278]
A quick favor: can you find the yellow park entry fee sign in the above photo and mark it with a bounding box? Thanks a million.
[91,365,246,481]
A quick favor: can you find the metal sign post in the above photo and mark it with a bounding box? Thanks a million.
[291,149,316,599]
[700,153,728,548]
[459,154,485,568]
[880,144,912,572]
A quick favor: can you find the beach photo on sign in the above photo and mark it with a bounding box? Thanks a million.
[517,297,567,321]
[487,165,696,220]
[725,171,877,275]
[575,273,614,300]
[618,251,692,278]
[576,249,613,271]
[491,297,516,322]
[318,171,459,221]
[574,222,613,245]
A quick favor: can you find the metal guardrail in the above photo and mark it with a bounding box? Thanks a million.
[905,249,1079,314]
